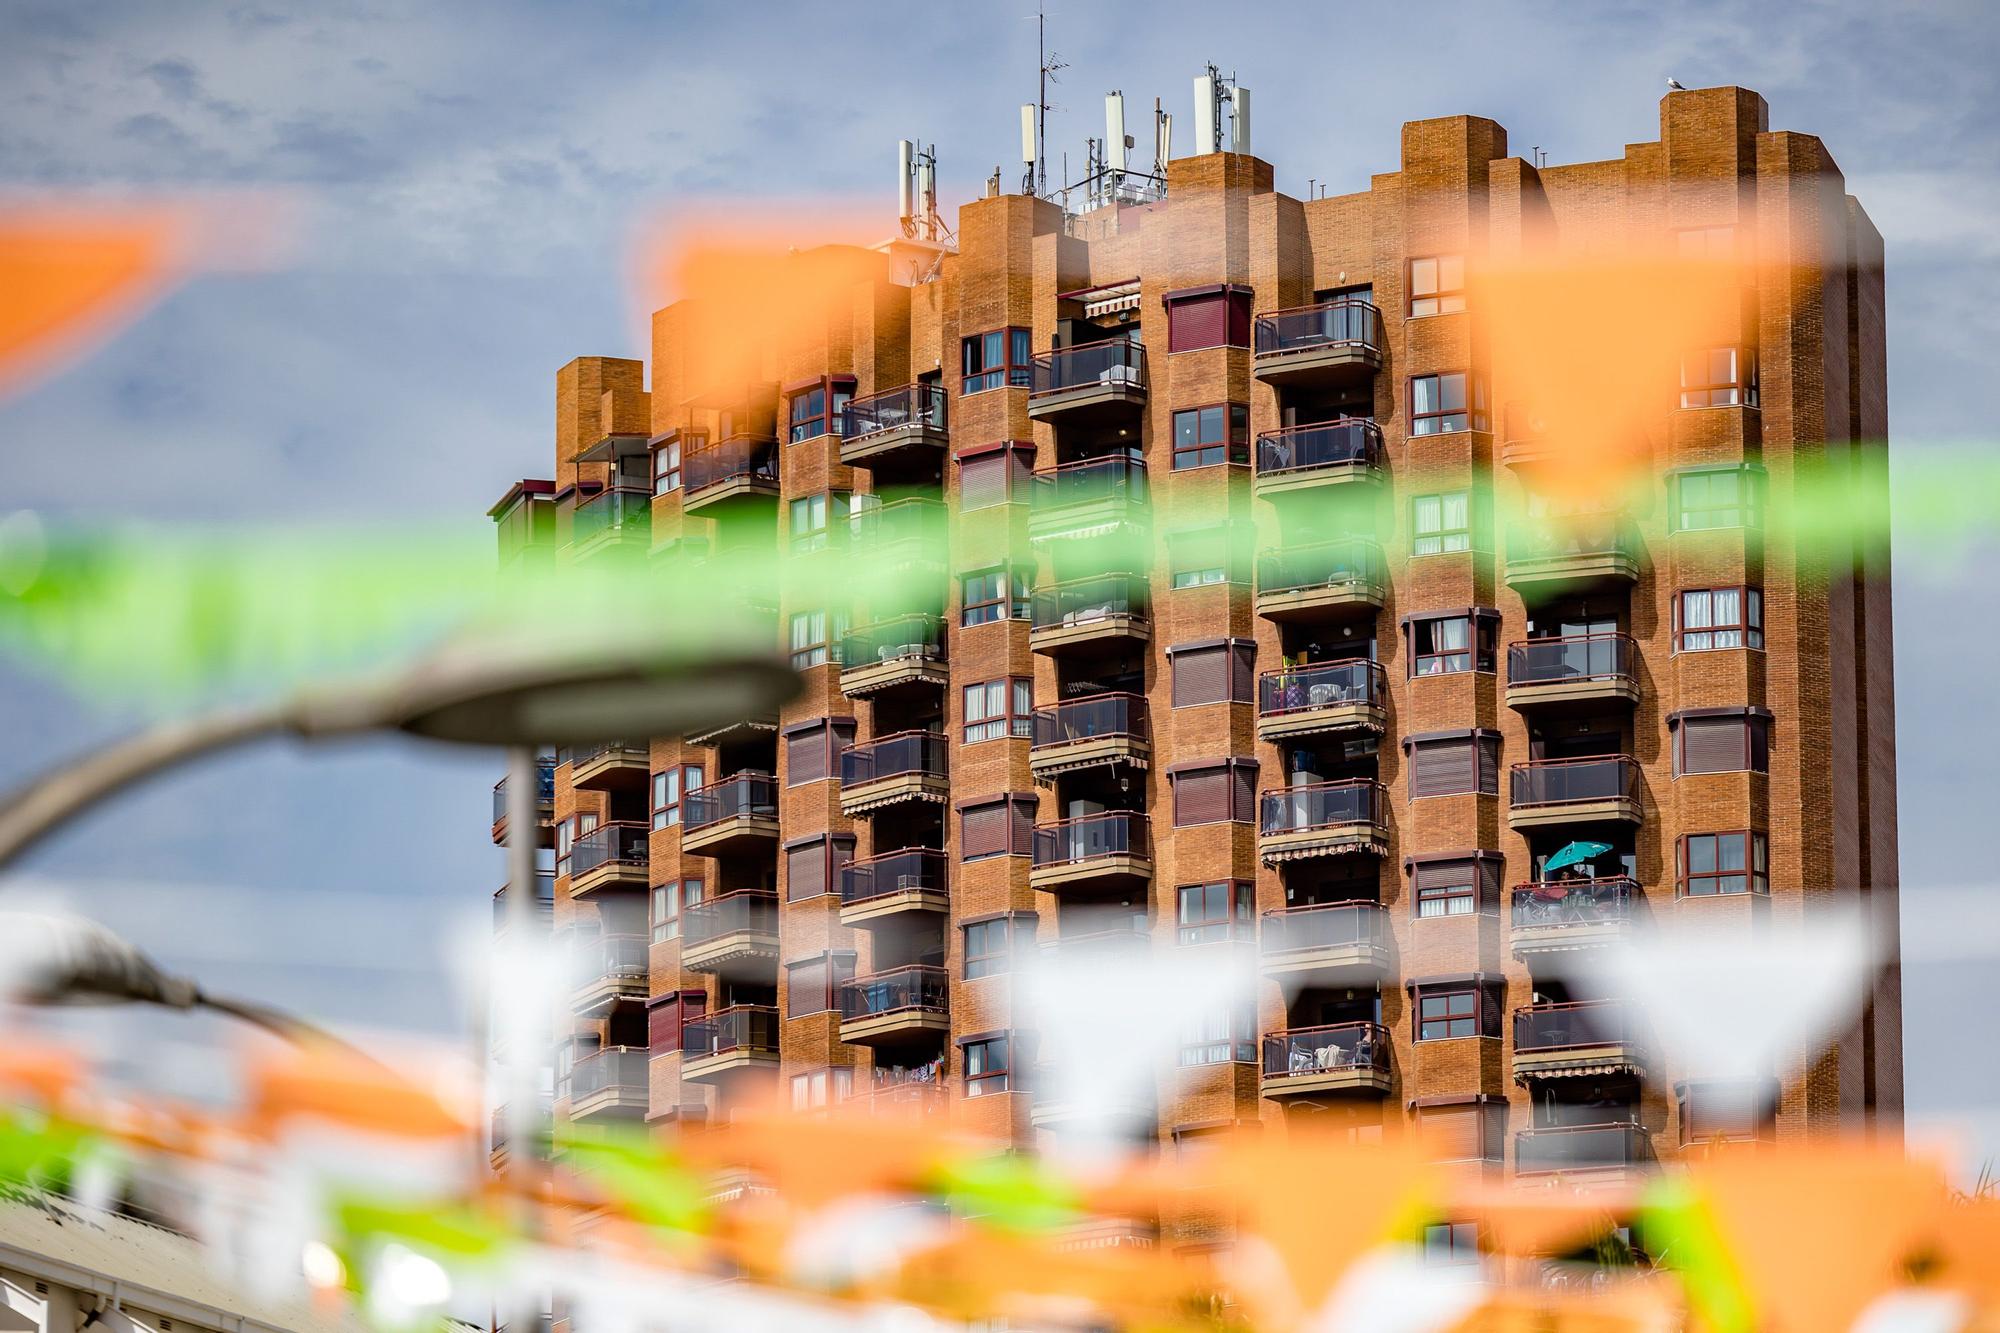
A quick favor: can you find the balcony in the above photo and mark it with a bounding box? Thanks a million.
[1256,659,1387,742]
[1252,419,1386,498]
[1029,693,1150,779]
[571,486,651,555]
[1259,1021,1392,1098]
[569,821,648,897]
[1254,539,1387,622]
[1029,573,1150,655]
[680,773,780,856]
[1514,1123,1655,1178]
[682,432,779,515]
[847,495,947,568]
[568,739,649,793]
[1027,454,1149,543]
[570,932,649,1018]
[490,757,555,843]
[839,382,948,466]
[1512,1001,1646,1081]
[1510,877,1643,958]
[839,614,948,697]
[491,875,554,931]
[568,1047,649,1121]
[1505,511,1640,595]
[839,848,949,926]
[684,712,779,748]
[1505,635,1639,712]
[838,964,950,1046]
[1251,299,1385,390]
[1509,757,1641,829]
[681,1005,781,1084]
[1029,812,1152,891]
[681,890,780,976]
[1258,780,1389,864]
[1027,341,1148,425]
[839,730,949,815]
[1259,901,1392,985]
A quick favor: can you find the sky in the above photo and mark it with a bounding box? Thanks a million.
[0,0,1996,1161]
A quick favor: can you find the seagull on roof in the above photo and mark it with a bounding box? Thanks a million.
[1667,77,1687,91]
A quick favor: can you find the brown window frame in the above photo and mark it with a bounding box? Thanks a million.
[650,877,705,943]
[1409,371,1484,435]
[783,718,856,787]
[647,988,707,1054]
[1674,586,1764,652]
[1404,609,1499,677]
[1168,639,1256,708]
[1678,346,1759,409]
[1176,880,1254,945]
[962,566,1032,626]
[1677,830,1769,897]
[789,609,850,671]
[1670,465,1766,532]
[784,833,856,902]
[1167,524,1248,588]
[963,914,1035,979]
[1408,854,1501,919]
[784,950,857,1018]
[1422,1221,1482,1266]
[959,795,1037,862]
[1413,981,1501,1042]
[1404,731,1501,800]
[1407,255,1466,317]
[651,763,707,830]
[1671,709,1772,777]
[961,1034,1012,1095]
[955,441,1037,512]
[1170,403,1250,470]
[1163,285,1252,353]
[961,328,1032,395]
[651,434,681,494]
[786,375,856,443]
[963,677,1034,744]
[1170,759,1258,827]
[1178,1003,1257,1066]
[790,1065,855,1110]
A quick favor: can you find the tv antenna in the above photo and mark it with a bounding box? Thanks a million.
[1024,0,1067,198]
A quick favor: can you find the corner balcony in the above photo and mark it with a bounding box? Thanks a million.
[1514,1123,1655,1179]
[1510,877,1643,959]
[1027,454,1149,544]
[1258,779,1389,865]
[838,730,948,816]
[1259,1021,1391,1098]
[1027,341,1148,426]
[1252,419,1386,499]
[1029,573,1150,655]
[490,756,555,844]
[570,485,651,557]
[839,847,949,927]
[491,875,554,933]
[1508,757,1641,830]
[681,1005,781,1085]
[1029,812,1152,892]
[1256,658,1387,742]
[568,1047,649,1122]
[1505,634,1639,712]
[570,932,649,1018]
[839,614,948,697]
[1029,693,1149,780]
[839,382,948,466]
[1251,298,1384,391]
[1259,901,1393,986]
[1512,1001,1646,1081]
[1504,511,1639,596]
[682,432,779,516]
[838,964,950,1047]
[684,712,780,749]
[681,890,780,977]
[846,496,947,570]
[569,821,648,898]
[568,739,649,793]
[1254,539,1387,623]
[848,1082,950,1120]
[681,773,780,856]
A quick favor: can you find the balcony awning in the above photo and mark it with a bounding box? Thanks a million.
[842,783,948,815]
[1031,752,1149,781]
[570,431,653,464]
[1260,833,1389,864]
[1059,278,1141,320]
[1522,1058,1638,1079]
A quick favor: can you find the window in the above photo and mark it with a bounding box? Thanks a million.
[960,795,1037,861]
[1179,1005,1256,1066]
[1677,225,1737,260]
[1171,404,1249,470]
[1678,831,1769,896]
[1414,984,1501,1041]
[786,952,857,1019]
[647,989,705,1053]
[652,436,681,494]
[961,328,1032,394]
[1679,347,1758,409]
[784,719,854,787]
[789,492,849,551]
[1671,709,1771,776]
[651,878,704,942]
[1409,372,1484,435]
[1406,610,1498,676]
[785,834,855,901]
[1678,1079,1776,1145]
[1170,640,1255,707]
[1412,491,1472,555]
[1417,1102,1505,1165]
[1171,760,1257,826]
[963,678,1034,743]
[1168,526,1245,587]
[788,610,848,670]
[790,1066,855,1110]
[1405,732,1500,799]
[786,377,854,442]
[964,915,1035,979]
[1177,881,1254,944]
[1408,255,1466,317]
[1164,285,1252,352]
[1675,587,1764,651]
[957,443,1035,510]
[1423,1222,1481,1266]
[962,568,1031,626]
[1410,856,1500,918]
[1671,466,1765,532]
[555,814,574,876]
[963,1036,1011,1096]
[651,765,705,829]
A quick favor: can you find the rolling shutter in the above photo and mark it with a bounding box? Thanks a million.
[829,835,855,890]
[1419,1104,1500,1162]
[786,723,829,786]
[1476,735,1500,795]
[1173,646,1228,707]
[1230,762,1257,822]
[1679,717,1747,775]
[1684,1082,1769,1141]
[786,838,828,901]
[1410,738,1476,798]
[960,454,1006,510]
[1226,290,1253,347]
[787,956,828,1017]
[1174,766,1230,826]
[1229,643,1256,702]
[962,801,1007,858]
[1168,293,1227,351]
[648,996,681,1052]
[1478,858,1502,912]
[1008,797,1038,854]
[1413,858,1476,895]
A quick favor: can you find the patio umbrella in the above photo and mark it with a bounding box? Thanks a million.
[1542,840,1614,875]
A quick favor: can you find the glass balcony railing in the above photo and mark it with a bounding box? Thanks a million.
[838,965,949,1021]
[839,614,945,671]
[682,891,778,947]
[1510,756,1640,809]
[840,848,948,906]
[684,433,778,497]
[681,1005,779,1060]
[1254,419,1385,477]
[1029,453,1149,513]
[840,382,947,439]
[1261,1021,1389,1080]
[1515,1122,1653,1174]
[1257,659,1385,718]
[571,932,648,988]
[1031,693,1149,751]
[1258,779,1384,836]
[1260,900,1390,956]
[839,730,947,788]
[570,821,648,878]
[1513,1000,1640,1054]
[847,496,947,553]
[1031,341,1148,397]
[683,773,778,831]
[491,757,556,825]
[1510,877,1641,931]
[1031,812,1149,869]
[568,739,646,769]
[1507,634,1636,688]
[572,486,650,545]
[569,1046,647,1101]
[1030,573,1149,632]
[1506,510,1635,564]
[1256,538,1386,600]
[491,875,555,927]
[1252,298,1384,358]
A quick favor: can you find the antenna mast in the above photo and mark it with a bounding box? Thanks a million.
[1033,0,1066,198]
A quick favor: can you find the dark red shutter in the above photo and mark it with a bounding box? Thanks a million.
[1230,763,1256,822]
[1229,643,1256,702]
[786,839,827,901]
[1680,718,1747,775]
[1008,797,1038,854]
[648,995,682,1052]
[1175,767,1229,826]
[1226,290,1252,347]
[962,801,1006,858]
[1168,294,1226,351]
[786,724,828,786]
[1173,647,1228,707]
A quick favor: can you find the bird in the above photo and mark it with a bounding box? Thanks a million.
[1667,77,1687,91]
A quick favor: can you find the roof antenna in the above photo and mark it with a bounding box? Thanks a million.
[1025,0,1067,199]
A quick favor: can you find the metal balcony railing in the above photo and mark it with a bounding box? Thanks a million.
[1252,298,1385,358]
[1258,659,1385,717]
[682,891,778,947]
[1507,634,1636,688]
[1029,453,1149,514]
[570,822,648,878]
[1261,1021,1389,1080]
[1505,510,1635,563]
[1030,340,1148,396]
[840,382,947,439]
[838,965,949,1021]
[683,773,778,831]
[568,739,646,768]
[1256,538,1386,599]
[491,875,555,927]
[839,615,945,671]
[1510,877,1641,930]
[1254,419,1385,477]
[684,433,778,497]
[571,932,649,987]
[839,730,947,788]
[839,848,948,906]
[1515,1122,1653,1174]
[572,486,650,545]
[1030,693,1149,751]
[1030,573,1149,632]
[1512,1000,1640,1054]
[682,1004,780,1059]
[1260,900,1390,956]
[1258,779,1384,836]
[847,495,947,552]
[1031,812,1149,868]
[569,1046,648,1100]
[1509,756,1640,809]
[492,757,556,825]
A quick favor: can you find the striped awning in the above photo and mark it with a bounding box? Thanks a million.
[1060,278,1141,319]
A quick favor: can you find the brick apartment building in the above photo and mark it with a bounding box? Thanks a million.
[486,82,1900,1206]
